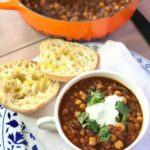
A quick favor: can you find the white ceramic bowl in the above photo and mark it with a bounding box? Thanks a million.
[37,70,149,150]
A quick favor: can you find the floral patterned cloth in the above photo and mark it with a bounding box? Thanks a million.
[0,105,42,150]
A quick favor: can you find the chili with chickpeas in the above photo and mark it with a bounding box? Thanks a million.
[59,77,143,150]
[21,0,134,21]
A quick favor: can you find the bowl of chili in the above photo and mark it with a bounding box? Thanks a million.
[0,0,139,40]
[37,70,149,150]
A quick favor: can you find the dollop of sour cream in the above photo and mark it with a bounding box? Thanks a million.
[86,95,123,126]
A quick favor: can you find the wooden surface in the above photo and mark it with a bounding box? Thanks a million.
[0,0,149,64]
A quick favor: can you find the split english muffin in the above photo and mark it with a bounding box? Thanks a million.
[0,60,60,114]
[39,39,99,82]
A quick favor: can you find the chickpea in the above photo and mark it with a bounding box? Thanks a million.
[49,4,54,9]
[92,16,97,20]
[79,91,87,100]
[120,6,125,10]
[81,95,87,101]
[96,83,104,89]
[114,90,122,96]
[114,5,120,10]
[60,15,67,21]
[53,2,60,10]
[99,2,105,7]
[74,92,78,97]
[74,111,79,118]
[80,129,86,136]
[114,140,124,149]
[75,99,82,105]
[105,6,111,12]
[111,135,117,142]
[79,91,85,96]
[89,137,97,146]
[116,123,125,131]
[135,123,140,130]
[83,11,88,17]
[71,16,79,21]
[137,116,143,122]
[63,125,68,131]
[79,103,86,110]
[122,97,127,104]
[107,86,114,91]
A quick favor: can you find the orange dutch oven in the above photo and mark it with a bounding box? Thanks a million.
[0,0,139,40]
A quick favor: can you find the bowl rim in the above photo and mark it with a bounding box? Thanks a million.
[54,70,149,150]
[18,0,138,23]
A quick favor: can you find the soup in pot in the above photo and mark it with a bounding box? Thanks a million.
[21,0,134,21]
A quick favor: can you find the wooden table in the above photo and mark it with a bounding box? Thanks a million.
[0,0,149,63]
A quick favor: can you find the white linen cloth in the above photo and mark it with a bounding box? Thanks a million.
[19,40,150,150]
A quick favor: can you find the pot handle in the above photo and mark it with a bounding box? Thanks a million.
[37,116,56,130]
[0,0,22,10]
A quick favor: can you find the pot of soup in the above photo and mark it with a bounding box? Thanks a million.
[37,70,149,150]
[0,0,139,40]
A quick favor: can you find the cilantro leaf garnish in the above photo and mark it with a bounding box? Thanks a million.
[78,112,112,142]
[115,101,129,125]
[86,96,92,106]
[78,112,89,124]
[83,119,100,133]
[86,90,105,106]
[98,125,112,142]
[77,112,99,133]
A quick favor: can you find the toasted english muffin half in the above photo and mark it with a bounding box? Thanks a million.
[0,60,60,114]
[39,39,99,82]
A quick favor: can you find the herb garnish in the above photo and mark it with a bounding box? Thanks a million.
[98,125,112,142]
[78,112,89,124]
[78,112,99,133]
[115,101,129,125]
[78,112,112,141]
[86,90,105,106]
[83,119,100,133]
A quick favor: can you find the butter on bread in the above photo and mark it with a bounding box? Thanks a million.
[39,39,99,82]
[0,60,60,114]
